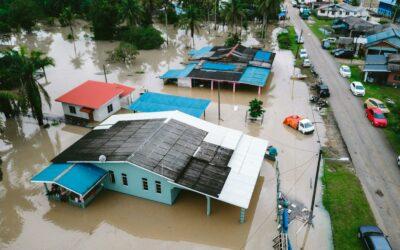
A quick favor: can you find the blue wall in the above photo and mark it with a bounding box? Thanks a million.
[95,163,182,205]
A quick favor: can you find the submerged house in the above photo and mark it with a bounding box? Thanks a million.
[365,28,400,55]
[31,111,268,222]
[56,80,134,122]
[160,44,275,95]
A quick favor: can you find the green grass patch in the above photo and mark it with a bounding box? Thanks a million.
[350,66,400,154]
[277,26,301,56]
[323,158,376,250]
[307,17,334,41]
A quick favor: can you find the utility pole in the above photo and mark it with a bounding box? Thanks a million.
[295,29,303,59]
[218,81,221,121]
[308,149,322,223]
[103,64,108,83]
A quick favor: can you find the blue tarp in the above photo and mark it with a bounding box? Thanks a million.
[188,46,213,59]
[160,63,197,79]
[129,92,210,118]
[253,51,272,62]
[239,66,271,87]
[31,163,107,196]
[202,61,237,71]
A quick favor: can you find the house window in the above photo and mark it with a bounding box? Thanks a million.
[346,12,349,15]
[320,10,325,14]
[109,170,115,183]
[142,178,148,190]
[69,106,76,114]
[122,173,128,186]
[107,104,113,113]
[155,181,162,193]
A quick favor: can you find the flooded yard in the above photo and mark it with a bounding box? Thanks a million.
[1,22,332,249]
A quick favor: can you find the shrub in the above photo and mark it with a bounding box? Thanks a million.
[121,26,164,50]
[248,99,265,118]
[277,32,290,49]
[107,42,139,63]
[224,33,241,47]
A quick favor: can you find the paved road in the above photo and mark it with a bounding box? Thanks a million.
[286,4,400,248]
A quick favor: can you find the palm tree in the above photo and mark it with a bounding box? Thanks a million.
[178,4,202,48]
[221,0,245,35]
[59,7,78,39]
[0,48,54,126]
[257,0,270,40]
[120,0,144,28]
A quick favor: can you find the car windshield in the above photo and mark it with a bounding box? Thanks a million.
[342,67,350,72]
[374,112,385,119]
[303,122,313,128]
[378,104,386,109]
[370,236,391,250]
[356,85,364,90]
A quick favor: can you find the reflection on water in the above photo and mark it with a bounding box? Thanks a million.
[0,22,332,249]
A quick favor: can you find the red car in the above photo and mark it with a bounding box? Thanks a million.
[365,108,387,127]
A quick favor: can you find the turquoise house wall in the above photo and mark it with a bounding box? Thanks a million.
[95,163,181,205]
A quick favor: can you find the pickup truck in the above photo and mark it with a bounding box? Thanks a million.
[283,115,315,134]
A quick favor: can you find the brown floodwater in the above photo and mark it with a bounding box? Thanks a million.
[0,22,332,249]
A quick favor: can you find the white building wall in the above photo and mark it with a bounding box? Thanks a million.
[317,9,361,18]
[93,95,122,122]
[61,103,89,120]
[177,78,192,88]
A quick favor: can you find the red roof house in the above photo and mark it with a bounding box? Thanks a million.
[56,80,134,122]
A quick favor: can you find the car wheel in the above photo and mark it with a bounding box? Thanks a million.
[364,103,367,108]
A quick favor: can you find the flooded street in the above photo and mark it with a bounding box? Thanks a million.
[1,22,332,249]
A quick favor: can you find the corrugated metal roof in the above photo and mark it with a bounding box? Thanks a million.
[363,64,389,72]
[188,46,213,59]
[31,163,107,197]
[129,92,210,118]
[365,54,387,64]
[202,61,237,71]
[239,66,271,87]
[366,28,400,45]
[160,63,197,79]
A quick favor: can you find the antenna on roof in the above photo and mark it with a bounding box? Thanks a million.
[99,155,106,163]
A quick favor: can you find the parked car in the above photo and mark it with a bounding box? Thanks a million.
[291,0,297,7]
[339,65,351,78]
[366,108,388,127]
[325,37,337,43]
[302,58,311,67]
[330,48,342,55]
[333,49,354,59]
[358,226,392,250]
[321,39,331,49]
[283,115,315,134]
[299,48,308,58]
[316,83,330,97]
[397,155,400,167]
[364,98,390,114]
[350,81,365,96]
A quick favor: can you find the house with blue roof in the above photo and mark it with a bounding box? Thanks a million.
[31,111,269,223]
[365,28,400,55]
[377,0,397,18]
[160,44,275,95]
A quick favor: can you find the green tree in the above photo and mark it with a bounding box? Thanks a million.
[7,0,40,32]
[141,0,155,26]
[178,4,202,48]
[0,48,54,125]
[90,0,121,40]
[257,0,270,40]
[119,0,144,27]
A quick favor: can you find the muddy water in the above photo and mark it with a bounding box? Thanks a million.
[1,22,332,249]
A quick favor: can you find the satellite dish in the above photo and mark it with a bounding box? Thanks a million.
[99,155,106,162]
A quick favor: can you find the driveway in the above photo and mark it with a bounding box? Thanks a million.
[286,4,400,248]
